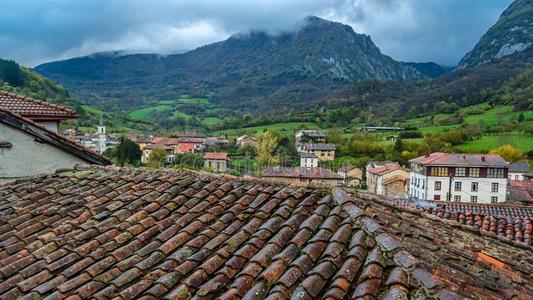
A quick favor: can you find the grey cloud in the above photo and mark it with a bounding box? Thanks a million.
[0,0,512,67]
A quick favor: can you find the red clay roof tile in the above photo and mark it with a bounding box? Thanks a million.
[0,90,77,120]
[0,166,532,299]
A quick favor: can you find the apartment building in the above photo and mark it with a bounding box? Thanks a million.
[409,153,508,204]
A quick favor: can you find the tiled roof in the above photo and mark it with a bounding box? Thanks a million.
[410,153,508,167]
[177,137,204,143]
[361,193,533,246]
[509,180,533,203]
[302,143,336,151]
[509,162,531,173]
[0,108,111,166]
[0,90,77,120]
[152,137,179,145]
[367,163,406,176]
[299,152,318,159]
[144,144,175,150]
[1,166,532,299]
[263,167,343,180]
[203,153,230,160]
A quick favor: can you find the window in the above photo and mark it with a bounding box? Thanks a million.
[455,167,466,177]
[491,196,498,204]
[471,182,478,192]
[434,195,441,201]
[422,180,425,189]
[454,181,462,191]
[487,168,504,178]
[491,183,499,192]
[434,181,441,191]
[454,195,461,202]
[432,167,448,176]
[469,168,480,177]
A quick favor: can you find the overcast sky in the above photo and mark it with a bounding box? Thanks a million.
[0,0,512,67]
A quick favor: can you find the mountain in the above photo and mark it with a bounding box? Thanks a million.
[458,0,533,69]
[0,58,152,133]
[35,16,427,113]
[401,62,450,78]
[326,49,533,120]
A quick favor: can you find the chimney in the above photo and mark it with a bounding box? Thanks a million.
[425,153,430,158]
[463,155,466,160]
[481,156,486,162]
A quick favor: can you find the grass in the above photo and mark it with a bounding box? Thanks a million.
[454,134,533,153]
[202,117,223,126]
[81,105,105,115]
[128,104,173,120]
[214,122,320,137]
[178,97,211,106]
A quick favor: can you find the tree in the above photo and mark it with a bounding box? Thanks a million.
[255,131,279,170]
[393,137,404,153]
[489,144,524,162]
[116,138,142,167]
[326,128,345,145]
[148,148,168,168]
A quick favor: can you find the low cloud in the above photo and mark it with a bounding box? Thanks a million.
[0,0,512,66]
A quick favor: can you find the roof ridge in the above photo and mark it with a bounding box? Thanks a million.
[357,192,533,250]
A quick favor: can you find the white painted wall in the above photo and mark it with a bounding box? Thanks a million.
[508,172,525,181]
[0,123,86,178]
[300,157,318,168]
[409,172,507,204]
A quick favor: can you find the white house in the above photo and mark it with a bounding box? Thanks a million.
[409,153,508,204]
[300,152,318,168]
[508,162,530,181]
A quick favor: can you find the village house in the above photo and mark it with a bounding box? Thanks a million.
[360,126,404,132]
[177,137,205,153]
[203,136,230,147]
[294,130,326,147]
[508,161,530,181]
[299,143,336,161]
[74,115,120,153]
[128,135,153,150]
[508,180,533,205]
[0,97,110,178]
[2,166,531,299]
[262,166,342,186]
[367,162,409,198]
[203,152,231,173]
[409,152,509,204]
[141,144,176,164]
[0,89,77,134]
[338,164,363,187]
[236,135,257,148]
[299,152,318,168]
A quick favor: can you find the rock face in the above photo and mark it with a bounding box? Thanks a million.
[34,16,425,111]
[458,0,533,69]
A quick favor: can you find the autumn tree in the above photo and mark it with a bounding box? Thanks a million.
[148,148,168,168]
[489,144,524,163]
[255,131,279,170]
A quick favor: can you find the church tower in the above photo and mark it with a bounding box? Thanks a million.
[96,114,107,153]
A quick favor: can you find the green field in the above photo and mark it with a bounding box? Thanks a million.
[455,134,533,153]
[214,122,320,137]
[128,103,173,120]
[81,105,106,115]
[202,117,223,126]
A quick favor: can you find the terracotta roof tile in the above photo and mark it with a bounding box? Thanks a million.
[0,90,77,120]
[0,166,532,299]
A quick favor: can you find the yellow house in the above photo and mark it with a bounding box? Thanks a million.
[367,163,409,198]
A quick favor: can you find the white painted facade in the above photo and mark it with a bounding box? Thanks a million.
[508,172,526,181]
[300,156,318,168]
[0,123,86,178]
[409,164,508,204]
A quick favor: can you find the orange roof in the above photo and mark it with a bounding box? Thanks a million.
[152,137,179,145]
[203,152,230,160]
[0,90,77,120]
[368,162,403,175]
